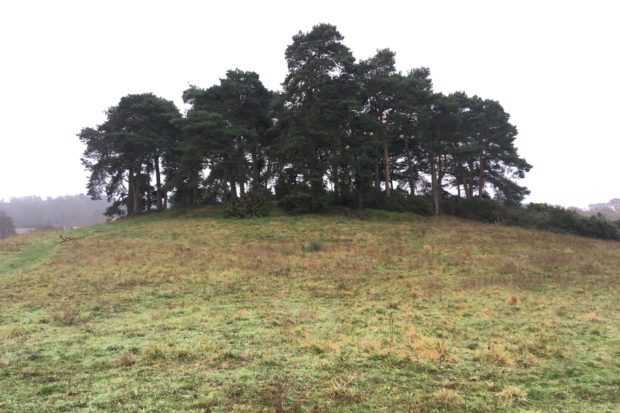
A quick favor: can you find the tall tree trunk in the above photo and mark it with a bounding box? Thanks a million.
[466,160,475,199]
[374,158,380,190]
[304,92,321,210]
[466,181,473,199]
[251,148,260,192]
[331,157,340,202]
[382,133,391,197]
[405,137,416,196]
[230,179,238,199]
[132,175,141,215]
[190,187,197,206]
[154,156,163,211]
[479,151,485,197]
[430,155,440,215]
[131,156,145,215]
[127,168,134,214]
[307,134,321,210]
[146,190,152,211]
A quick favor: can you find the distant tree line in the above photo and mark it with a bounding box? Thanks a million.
[79,23,531,217]
[0,195,108,229]
[575,199,620,221]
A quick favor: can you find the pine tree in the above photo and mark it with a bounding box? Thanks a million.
[276,23,356,210]
[79,94,181,216]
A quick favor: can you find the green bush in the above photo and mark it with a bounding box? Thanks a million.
[443,198,504,222]
[443,199,620,241]
[365,189,434,216]
[224,192,269,218]
[302,239,324,252]
[408,196,434,216]
[279,191,327,214]
[383,192,409,212]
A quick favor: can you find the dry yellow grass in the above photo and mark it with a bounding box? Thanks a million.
[0,208,619,412]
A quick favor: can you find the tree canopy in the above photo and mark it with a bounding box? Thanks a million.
[79,23,531,217]
[79,93,181,216]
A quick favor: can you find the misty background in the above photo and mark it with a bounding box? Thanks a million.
[0,195,108,231]
[0,194,618,237]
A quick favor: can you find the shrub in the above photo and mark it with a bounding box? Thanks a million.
[302,239,324,252]
[279,191,328,214]
[444,199,620,241]
[443,198,504,222]
[224,192,269,218]
[279,192,313,213]
[365,189,434,216]
[408,196,434,216]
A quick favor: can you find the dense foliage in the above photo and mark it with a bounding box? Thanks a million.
[79,24,531,218]
[73,23,620,242]
[444,198,620,240]
[224,192,269,218]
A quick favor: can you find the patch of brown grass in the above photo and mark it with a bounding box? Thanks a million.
[476,343,515,367]
[506,295,520,305]
[496,385,528,406]
[48,304,81,326]
[579,312,603,323]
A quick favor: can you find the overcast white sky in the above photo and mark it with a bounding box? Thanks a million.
[0,0,618,208]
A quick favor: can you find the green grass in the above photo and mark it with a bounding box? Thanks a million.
[0,230,58,277]
[1,207,619,412]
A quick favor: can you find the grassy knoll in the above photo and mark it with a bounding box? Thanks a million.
[0,208,619,412]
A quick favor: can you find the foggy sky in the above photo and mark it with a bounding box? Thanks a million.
[1,0,618,208]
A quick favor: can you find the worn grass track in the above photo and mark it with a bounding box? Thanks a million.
[0,208,619,412]
[0,230,59,278]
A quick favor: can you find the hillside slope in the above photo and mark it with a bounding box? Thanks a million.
[1,209,619,412]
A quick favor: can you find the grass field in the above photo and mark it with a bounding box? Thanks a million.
[1,208,619,412]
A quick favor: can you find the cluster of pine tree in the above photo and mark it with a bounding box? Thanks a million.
[79,23,531,218]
